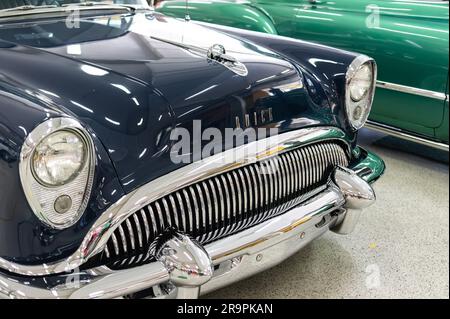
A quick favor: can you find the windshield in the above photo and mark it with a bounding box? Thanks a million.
[0,1,149,11]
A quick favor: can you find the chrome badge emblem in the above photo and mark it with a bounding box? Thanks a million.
[207,44,248,76]
[235,108,273,129]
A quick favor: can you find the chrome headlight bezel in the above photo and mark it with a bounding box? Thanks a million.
[345,55,377,130]
[19,118,95,230]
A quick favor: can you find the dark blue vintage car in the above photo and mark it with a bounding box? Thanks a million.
[0,1,384,299]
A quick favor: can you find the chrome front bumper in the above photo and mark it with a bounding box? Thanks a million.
[0,154,383,299]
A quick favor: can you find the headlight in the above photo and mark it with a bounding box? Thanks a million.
[345,56,377,130]
[20,118,95,229]
[32,131,86,186]
[349,64,372,102]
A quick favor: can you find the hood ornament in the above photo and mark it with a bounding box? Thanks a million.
[207,44,248,76]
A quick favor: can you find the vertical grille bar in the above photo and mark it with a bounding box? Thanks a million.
[195,184,207,241]
[125,219,136,251]
[225,173,237,234]
[208,179,220,240]
[201,182,214,242]
[213,178,226,239]
[168,195,180,229]
[175,192,187,232]
[219,175,232,236]
[188,186,200,238]
[182,189,194,234]
[132,214,143,249]
[230,171,243,233]
[117,225,128,253]
[147,205,159,239]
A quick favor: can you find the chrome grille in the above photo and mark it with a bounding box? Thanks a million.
[99,141,348,269]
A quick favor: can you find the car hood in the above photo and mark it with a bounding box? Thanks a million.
[0,11,333,193]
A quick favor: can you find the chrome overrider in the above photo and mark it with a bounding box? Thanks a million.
[0,127,384,299]
[154,229,214,299]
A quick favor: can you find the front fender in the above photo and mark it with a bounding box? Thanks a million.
[157,1,278,34]
[0,88,125,266]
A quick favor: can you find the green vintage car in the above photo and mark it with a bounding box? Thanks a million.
[156,0,449,150]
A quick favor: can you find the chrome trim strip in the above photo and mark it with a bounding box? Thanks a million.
[376,81,448,101]
[0,127,350,276]
[365,121,449,152]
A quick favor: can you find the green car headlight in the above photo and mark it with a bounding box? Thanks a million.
[349,64,373,102]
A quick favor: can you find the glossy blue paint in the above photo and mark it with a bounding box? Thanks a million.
[0,88,125,265]
[0,11,363,264]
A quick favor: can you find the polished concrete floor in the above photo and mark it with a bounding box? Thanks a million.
[206,129,449,299]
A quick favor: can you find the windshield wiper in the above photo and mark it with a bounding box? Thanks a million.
[0,2,135,19]
[0,5,57,13]
[61,2,136,12]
